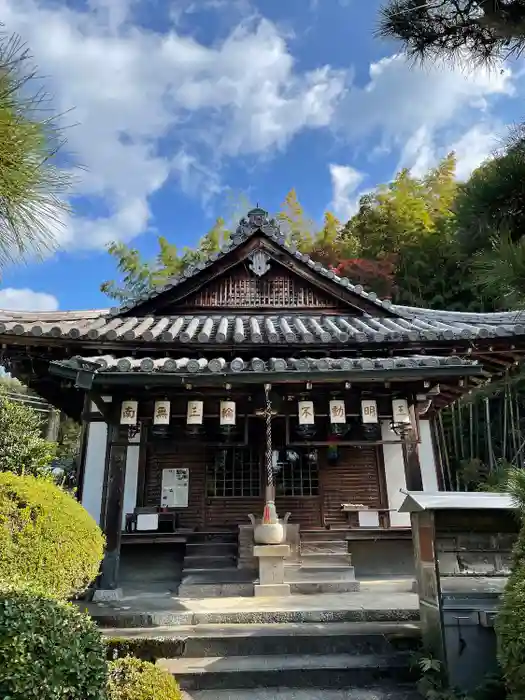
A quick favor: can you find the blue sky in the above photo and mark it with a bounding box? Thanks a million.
[0,0,523,312]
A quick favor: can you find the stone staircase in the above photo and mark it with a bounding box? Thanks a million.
[179,528,361,597]
[102,617,421,697]
[179,531,255,598]
[286,529,360,593]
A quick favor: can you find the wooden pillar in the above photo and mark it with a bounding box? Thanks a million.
[99,424,127,590]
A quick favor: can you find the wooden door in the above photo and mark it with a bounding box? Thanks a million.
[320,446,384,528]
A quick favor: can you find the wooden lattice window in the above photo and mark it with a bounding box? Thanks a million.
[178,264,344,309]
[207,447,260,497]
[275,449,319,496]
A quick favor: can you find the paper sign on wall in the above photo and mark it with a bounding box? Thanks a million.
[161,468,189,508]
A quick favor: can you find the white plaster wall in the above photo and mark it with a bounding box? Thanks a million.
[381,420,411,527]
[81,421,108,526]
[122,428,141,529]
[418,419,439,492]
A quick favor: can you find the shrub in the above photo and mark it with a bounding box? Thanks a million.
[0,391,56,476]
[0,588,107,700]
[107,657,181,700]
[0,471,104,599]
[496,466,525,698]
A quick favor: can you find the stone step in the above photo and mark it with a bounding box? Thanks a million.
[301,540,349,554]
[186,542,238,557]
[86,590,420,628]
[181,567,244,579]
[300,529,348,542]
[159,652,415,690]
[178,581,362,597]
[183,556,237,570]
[284,565,356,582]
[300,553,353,567]
[103,621,421,659]
[290,581,361,594]
[186,531,238,544]
[181,687,422,700]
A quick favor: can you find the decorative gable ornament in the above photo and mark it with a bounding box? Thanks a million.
[248,250,271,277]
[236,207,280,238]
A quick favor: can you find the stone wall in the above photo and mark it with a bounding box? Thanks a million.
[436,532,516,576]
[238,523,300,570]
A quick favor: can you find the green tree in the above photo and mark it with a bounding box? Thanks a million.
[338,154,487,309]
[277,188,316,250]
[308,211,344,266]
[378,0,525,65]
[343,158,457,259]
[101,218,231,303]
[455,125,525,257]
[0,391,56,476]
[0,30,72,267]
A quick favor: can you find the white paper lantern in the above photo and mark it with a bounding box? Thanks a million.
[187,400,204,425]
[153,400,171,425]
[361,399,378,424]
[120,400,138,425]
[329,399,346,424]
[392,398,410,424]
[220,400,236,426]
[298,400,315,425]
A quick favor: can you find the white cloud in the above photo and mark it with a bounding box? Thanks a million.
[329,164,365,221]
[0,0,346,251]
[0,288,59,311]
[449,125,500,179]
[398,123,501,180]
[337,54,514,179]
[339,54,513,142]
[0,1,518,253]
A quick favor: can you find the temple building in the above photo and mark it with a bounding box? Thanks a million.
[1,207,524,597]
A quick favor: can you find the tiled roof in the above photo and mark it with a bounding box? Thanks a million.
[0,311,524,344]
[54,354,479,375]
[393,305,525,326]
[111,208,396,316]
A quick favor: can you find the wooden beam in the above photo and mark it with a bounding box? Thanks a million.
[98,424,127,590]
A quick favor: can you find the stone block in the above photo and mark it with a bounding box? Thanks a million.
[437,552,460,575]
[457,534,494,551]
[253,583,291,597]
[254,544,291,558]
[457,553,498,575]
[92,588,123,602]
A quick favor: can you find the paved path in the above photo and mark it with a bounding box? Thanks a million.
[182,688,421,699]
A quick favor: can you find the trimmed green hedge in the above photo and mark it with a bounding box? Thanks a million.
[0,471,104,599]
[497,524,525,698]
[0,588,107,700]
[107,657,182,700]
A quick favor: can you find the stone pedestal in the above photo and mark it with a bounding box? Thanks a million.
[253,544,291,597]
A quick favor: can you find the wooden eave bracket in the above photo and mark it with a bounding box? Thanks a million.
[88,391,112,421]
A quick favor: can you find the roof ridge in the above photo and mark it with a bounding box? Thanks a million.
[110,208,396,317]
